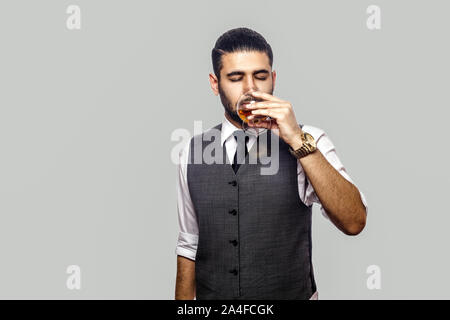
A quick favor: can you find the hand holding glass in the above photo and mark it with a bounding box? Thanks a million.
[236,90,273,132]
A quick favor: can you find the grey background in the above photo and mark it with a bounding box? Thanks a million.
[0,0,448,299]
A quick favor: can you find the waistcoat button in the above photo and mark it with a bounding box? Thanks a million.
[229,239,238,246]
[228,180,237,186]
[229,269,238,275]
[228,209,237,215]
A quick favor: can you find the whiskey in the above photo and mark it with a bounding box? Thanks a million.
[238,108,252,123]
[237,101,265,124]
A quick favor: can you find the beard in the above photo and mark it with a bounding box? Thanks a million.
[218,82,274,124]
[218,83,242,124]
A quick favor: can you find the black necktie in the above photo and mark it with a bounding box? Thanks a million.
[232,131,250,173]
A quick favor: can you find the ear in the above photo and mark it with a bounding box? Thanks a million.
[209,73,219,96]
[272,70,277,91]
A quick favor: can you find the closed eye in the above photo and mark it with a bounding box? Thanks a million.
[230,77,267,82]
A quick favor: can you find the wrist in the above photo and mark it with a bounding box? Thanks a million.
[289,132,304,150]
[288,130,317,159]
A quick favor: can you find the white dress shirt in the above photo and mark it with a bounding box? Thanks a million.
[175,116,368,300]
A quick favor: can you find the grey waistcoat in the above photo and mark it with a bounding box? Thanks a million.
[187,123,316,300]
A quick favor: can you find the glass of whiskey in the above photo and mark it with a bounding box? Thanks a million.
[236,89,273,133]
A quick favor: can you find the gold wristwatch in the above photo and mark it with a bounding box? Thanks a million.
[288,131,317,159]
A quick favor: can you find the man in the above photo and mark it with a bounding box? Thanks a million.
[175,27,368,300]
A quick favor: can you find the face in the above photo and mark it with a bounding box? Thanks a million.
[209,50,276,125]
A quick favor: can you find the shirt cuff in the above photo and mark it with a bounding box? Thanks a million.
[175,231,198,261]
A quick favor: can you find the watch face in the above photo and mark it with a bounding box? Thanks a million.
[304,132,317,149]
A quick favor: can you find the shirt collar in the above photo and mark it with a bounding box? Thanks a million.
[220,115,262,147]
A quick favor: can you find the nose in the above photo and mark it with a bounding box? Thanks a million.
[243,76,258,93]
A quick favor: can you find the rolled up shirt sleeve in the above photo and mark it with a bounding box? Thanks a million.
[298,125,368,220]
[175,140,199,261]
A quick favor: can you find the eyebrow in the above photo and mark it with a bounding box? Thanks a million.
[226,69,270,77]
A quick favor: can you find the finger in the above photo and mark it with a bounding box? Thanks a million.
[246,101,288,110]
[249,91,284,102]
[250,108,286,119]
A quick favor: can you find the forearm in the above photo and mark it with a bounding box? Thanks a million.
[175,255,196,300]
[298,149,366,235]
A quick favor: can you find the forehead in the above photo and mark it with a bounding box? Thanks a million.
[220,50,271,72]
